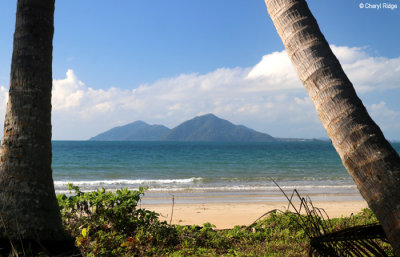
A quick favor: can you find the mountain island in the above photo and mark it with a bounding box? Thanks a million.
[90,114,276,142]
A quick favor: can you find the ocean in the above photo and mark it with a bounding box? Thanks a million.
[52,141,400,204]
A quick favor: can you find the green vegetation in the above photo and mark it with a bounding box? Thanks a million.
[53,185,393,256]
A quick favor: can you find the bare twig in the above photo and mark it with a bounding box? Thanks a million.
[248,209,283,228]
[169,194,175,225]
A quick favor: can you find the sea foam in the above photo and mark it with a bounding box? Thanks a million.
[54,177,203,186]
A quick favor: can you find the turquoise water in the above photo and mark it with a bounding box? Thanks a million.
[52,141,400,202]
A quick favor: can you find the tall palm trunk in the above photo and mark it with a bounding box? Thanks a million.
[264,0,400,254]
[0,0,65,241]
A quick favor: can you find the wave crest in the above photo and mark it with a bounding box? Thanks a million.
[54,177,203,186]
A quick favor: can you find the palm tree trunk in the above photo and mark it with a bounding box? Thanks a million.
[264,0,400,254]
[0,0,66,242]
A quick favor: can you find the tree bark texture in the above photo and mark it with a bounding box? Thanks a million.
[0,0,66,241]
[265,0,400,254]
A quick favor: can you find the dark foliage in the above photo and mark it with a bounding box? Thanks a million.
[272,180,394,256]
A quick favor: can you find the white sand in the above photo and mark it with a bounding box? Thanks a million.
[142,200,368,229]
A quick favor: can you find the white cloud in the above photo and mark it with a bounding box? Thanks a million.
[331,45,400,93]
[52,69,85,110]
[247,50,299,90]
[0,45,399,140]
[369,101,400,131]
[50,67,321,139]
[0,85,8,123]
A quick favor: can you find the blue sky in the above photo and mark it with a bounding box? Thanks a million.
[0,0,399,140]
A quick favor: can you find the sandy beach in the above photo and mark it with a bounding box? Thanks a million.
[142,200,368,229]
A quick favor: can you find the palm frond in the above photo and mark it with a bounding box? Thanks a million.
[271,179,393,256]
[309,224,389,257]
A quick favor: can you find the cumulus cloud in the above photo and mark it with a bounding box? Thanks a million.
[0,45,399,140]
[368,101,400,131]
[51,67,322,140]
[247,45,400,93]
[334,46,400,93]
[247,50,299,89]
[53,69,85,110]
[0,86,8,121]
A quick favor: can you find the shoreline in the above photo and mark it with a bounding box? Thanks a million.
[141,200,368,229]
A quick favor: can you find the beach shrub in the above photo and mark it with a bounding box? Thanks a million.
[56,186,311,256]
[57,186,392,256]
[57,184,178,256]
